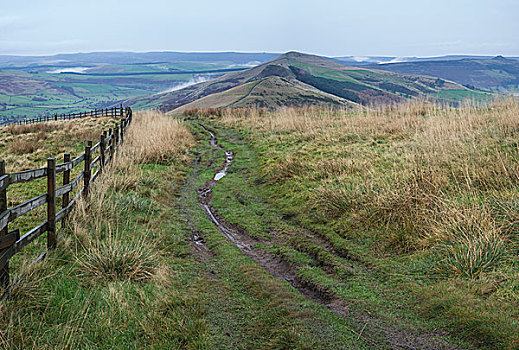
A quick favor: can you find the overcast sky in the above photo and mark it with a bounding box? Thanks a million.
[1,0,517,57]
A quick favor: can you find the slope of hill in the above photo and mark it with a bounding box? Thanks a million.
[128,51,491,111]
[0,51,284,123]
[0,63,250,123]
[363,56,519,93]
[173,76,353,111]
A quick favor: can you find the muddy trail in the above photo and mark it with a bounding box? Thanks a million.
[191,124,463,350]
[196,125,334,305]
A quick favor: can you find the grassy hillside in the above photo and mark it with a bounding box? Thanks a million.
[0,112,380,349]
[129,51,492,112]
[0,51,284,124]
[173,76,353,111]
[3,101,519,348]
[365,56,519,93]
[0,61,254,124]
[186,100,519,348]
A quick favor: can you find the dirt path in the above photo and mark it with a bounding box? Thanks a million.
[192,124,463,350]
[225,79,264,108]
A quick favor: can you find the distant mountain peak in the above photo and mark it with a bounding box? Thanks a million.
[284,51,305,57]
[493,55,508,60]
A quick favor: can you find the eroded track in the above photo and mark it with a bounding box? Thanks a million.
[193,124,462,350]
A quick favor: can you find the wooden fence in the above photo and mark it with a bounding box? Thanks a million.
[0,106,133,290]
[4,105,126,126]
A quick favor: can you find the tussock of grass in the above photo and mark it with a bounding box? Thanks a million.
[116,193,154,212]
[77,235,157,282]
[429,206,507,278]
[8,137,40,154]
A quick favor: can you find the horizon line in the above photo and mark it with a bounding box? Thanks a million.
[0,50,518,59]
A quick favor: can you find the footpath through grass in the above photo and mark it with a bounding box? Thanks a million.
[0,112,365,349]
[4,101,519,348]
[184,101,519,349]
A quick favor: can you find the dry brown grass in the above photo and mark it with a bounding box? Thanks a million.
[0,116,120,172]
[217,99,519,275]
[124,110,194,164]
[7,138,40,155]
[4,122,60,135]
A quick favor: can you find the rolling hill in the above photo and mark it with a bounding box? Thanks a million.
[333,54,519,66]
[0,55,270,124]
[173,75,352,111]
[127,51,492,111]
[363,56,519,93]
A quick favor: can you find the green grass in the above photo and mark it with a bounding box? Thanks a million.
[432,89,493,102]
[196,102,519,348]
[5,103,518,348]
[185,121,470,348]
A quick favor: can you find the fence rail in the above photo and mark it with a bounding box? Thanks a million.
[3,105,126,127]
[0,106,133,290]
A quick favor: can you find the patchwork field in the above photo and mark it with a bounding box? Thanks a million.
[0,61,249,124]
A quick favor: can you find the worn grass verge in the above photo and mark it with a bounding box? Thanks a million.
[188,100,519,348]
[0,111,206,348]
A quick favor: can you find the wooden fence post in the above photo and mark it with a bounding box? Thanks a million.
[120,104,123,117]
[109,129,114,162]
[100,133,106,171]
[0,160,9,286]
[120,120,124,144]
[62,153,71,227]
[114,126,119,152]
[47,158,57,249]
[84,141,92,197]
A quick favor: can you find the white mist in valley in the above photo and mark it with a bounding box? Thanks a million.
[47,67,91,73]
[162,75,213,93]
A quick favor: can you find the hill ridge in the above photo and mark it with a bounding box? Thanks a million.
[126,51,491,111]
